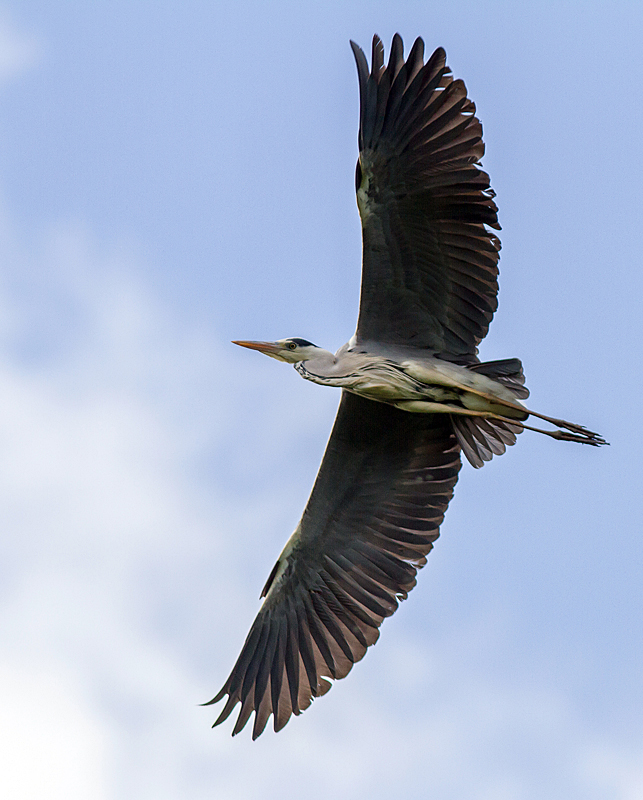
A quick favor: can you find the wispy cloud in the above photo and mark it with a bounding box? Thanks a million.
[0,9,38,85]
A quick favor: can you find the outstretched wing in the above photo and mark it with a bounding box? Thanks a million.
[207,392,461,738]
[352,34,500,360]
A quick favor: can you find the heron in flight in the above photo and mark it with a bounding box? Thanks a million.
[207,34,605,739]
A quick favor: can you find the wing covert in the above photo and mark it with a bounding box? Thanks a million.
[351,34,501,360]
[207,392,461,738]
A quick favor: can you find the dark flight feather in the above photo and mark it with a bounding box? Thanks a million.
[206,392,461,737]
[351,35,500,360]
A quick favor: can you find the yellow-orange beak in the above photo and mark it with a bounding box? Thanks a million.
[232,340,283,356]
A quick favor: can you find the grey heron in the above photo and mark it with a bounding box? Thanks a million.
[207,34,606,739]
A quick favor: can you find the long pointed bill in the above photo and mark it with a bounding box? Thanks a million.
[232,340,283,356]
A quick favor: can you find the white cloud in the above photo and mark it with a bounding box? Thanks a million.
[0,210,231,797]
[0,661,110,800]
[579,744,643,800]
[0,9,38,86]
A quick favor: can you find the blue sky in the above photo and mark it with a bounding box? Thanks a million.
[0,2,641,798]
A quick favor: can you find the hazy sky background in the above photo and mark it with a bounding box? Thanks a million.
[0,2,641,798]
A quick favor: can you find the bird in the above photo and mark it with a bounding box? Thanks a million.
[206,33,606,739]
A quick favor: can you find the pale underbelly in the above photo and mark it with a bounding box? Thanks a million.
[298,358,526,419]
[346,377,459,404]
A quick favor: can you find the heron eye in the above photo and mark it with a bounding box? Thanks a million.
[287,342,297,350]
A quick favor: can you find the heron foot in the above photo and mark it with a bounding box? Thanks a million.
[487,415,609,446]
[545,417,602,438]
[548,428,608,446]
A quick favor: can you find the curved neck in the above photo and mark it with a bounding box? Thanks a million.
[294,349,341,385]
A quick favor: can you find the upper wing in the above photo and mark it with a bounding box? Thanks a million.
[207,392,461,738]
[352,34,501,360]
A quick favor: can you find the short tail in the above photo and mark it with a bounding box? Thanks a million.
[453,358,529,468]
[452,415,523,468]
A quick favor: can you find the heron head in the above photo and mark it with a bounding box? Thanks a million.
[232,338,321,363]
